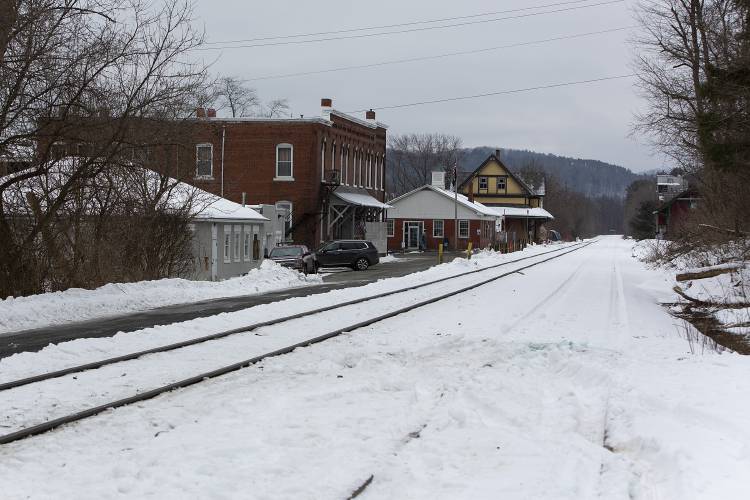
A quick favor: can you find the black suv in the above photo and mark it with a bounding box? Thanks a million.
[314,240,380,271]
[267,245,316,274]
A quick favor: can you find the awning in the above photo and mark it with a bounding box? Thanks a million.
[332,187,392,209]
[490,207,554,220]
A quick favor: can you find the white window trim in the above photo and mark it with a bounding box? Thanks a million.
[343,147,349,185]
[340,146,344,182]
[386,219,395,237]
[433,219,444,238]
[233,225,241,262]
[458,219,470,239]
[331,142,336,177]
[358,151,362,187]
[223,226,231,263]
[243,225,251,261]
[479,176,488,190]
[375,154,380,190]
[275,143,294,181]
[195,143,214,179]
[320,139,326,182]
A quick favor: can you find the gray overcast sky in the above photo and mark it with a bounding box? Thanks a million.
[193,0,665,173]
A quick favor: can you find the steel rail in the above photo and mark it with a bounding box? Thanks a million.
[0,242,585,392]
[0,240,595,445]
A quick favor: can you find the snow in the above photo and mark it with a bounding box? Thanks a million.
[1,238,749,499]
[379,254,401,263]
[0,261,321,334]
[332,186,393,209]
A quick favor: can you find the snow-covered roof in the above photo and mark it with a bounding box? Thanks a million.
[190,191,267,221]
[487,206,554,220]
[388,184,498,218]
[1,161,267,222]
[333,186,392,209]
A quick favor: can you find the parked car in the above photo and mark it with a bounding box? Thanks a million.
[314,240,380,271]
[267,245,316,274]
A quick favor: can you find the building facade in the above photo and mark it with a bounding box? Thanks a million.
[386,176,498,252]
[187,99,388,249]
[458,150,552,243]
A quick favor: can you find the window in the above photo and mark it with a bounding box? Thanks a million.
[343,147,349,185]
[276,143,293,179]
[196,143,213,177]
[497,177,506,191]
[276,201,292,239]
[223,226,231,263]
[233,225,241,262]
[320,139,326,181]
[341,242,367,250]
[433,220,444,238]
[458,220,469,239]
[331,142,336,173]
[365,153,372,187]
[479,177,488,190]
[243,226,251,261]
[386,219,395,237]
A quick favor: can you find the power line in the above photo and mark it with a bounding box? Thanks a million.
[203,0,598,45]
[346,74,638,112]
[195,0,625,51]
[246,26,634,82]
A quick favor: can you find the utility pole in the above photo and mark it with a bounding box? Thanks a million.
[453,162,458,250]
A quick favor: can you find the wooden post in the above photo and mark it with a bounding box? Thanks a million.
[438,242,444,264]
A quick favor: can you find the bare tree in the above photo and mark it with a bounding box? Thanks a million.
[213,76,260,117]
[387,133,463,195]
[262,98,290,118]
[633,0,750,248]
[0,0,208,297]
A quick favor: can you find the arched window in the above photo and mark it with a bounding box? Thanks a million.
[331,142,336,176]
[275,143,293,180]
[344,146,349,185]
[320,139,326,182]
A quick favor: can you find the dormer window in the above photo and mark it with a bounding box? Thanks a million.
[275,143,293,180]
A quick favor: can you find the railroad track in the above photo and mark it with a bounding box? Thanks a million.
[0,240,595,445]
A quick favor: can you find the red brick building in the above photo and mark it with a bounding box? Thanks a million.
[187,99,388,248]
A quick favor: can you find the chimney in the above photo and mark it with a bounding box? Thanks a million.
[495,149,501,158]
[366,109,376,123]
[431,171,446,189]
[196,107,206,118]
[321,98,333,117]
[207,108,217,118]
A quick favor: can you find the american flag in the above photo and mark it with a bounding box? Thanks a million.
[451,162,457,184]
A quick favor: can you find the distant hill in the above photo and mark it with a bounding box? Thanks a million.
[459,147,647,199]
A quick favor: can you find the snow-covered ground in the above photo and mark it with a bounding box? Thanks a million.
[1,237,748,499]
[0,261,321,335]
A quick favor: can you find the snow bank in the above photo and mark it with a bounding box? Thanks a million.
[0,261,321,334]
[379,254,400,263]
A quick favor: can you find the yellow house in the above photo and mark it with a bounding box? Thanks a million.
[458,150,544,208]
[458,150,553,243]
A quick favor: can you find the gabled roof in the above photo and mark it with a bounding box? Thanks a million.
[388,184,499,218]
[458,152,542,197]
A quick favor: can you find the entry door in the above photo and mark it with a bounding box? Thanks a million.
[403,222,423,249]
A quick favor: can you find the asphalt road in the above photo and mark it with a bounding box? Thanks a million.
[0,253,447,359]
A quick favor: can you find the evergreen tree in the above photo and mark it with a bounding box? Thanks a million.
[629,201,658,240]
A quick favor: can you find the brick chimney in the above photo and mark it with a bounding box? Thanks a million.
[366,109,376,123]
[207,108,217,118]
[321,98,333,118]
[196,107,206,118]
